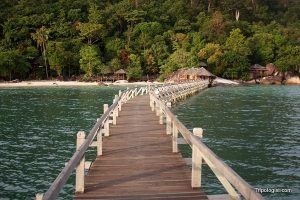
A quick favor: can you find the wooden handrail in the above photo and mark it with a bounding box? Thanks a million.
[42,92,126,200]
[149,87,264,200]
[40,86,150,199]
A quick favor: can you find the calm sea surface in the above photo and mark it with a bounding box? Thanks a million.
[0,85,299,199]
[172,85,300,200]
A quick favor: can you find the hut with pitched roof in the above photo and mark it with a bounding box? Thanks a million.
[114,69,127,80]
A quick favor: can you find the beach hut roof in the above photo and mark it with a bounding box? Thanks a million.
[197,67,215,77]
[181,67,215,77]
[114,69,127,74]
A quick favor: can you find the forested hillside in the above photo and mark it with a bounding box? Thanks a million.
[0,0,299,81]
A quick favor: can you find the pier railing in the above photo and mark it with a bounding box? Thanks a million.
[36,87,148,200]
[149,80,209,104]
[149,87,264,200]
[37,80,263,200]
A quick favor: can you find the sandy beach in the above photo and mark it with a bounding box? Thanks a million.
[0,80,153,88]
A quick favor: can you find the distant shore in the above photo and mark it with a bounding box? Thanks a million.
[0,80,152,88]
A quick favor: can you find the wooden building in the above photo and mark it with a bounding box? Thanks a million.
[250,64,268,79]
[114,69,127,80]
[168,67,216,85]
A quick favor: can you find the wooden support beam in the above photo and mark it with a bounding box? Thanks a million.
[113,108,117,125]
[114,95,119,118]
[35,194,43,200]
[166,115,172,135]
[159,107,164,125]
[172,121,178,153]
[97,130,102,156]
[191,128,203,188]
[76,131,85,193]
[103,104,109,136]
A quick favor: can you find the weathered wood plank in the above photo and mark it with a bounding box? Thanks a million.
[74,95,208,200]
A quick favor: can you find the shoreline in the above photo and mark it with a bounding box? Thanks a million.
[0,80,152,88]
[1,78,298,88]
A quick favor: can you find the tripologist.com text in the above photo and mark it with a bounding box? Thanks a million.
[255,188,292,193]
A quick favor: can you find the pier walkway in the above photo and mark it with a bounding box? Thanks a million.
[75,95,207,199]
[37,81,264,200]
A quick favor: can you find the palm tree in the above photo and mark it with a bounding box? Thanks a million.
[31,26,50,79]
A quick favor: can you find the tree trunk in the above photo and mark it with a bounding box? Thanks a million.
[235,10,240,21]
[135,0,138,8]
[42,42,49,79]
[127,24,133,48]
[284,0,289,8]
[68,65,71,78]
[208,0,211,12]
[89,58,91,78]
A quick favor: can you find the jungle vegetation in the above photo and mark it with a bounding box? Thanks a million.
[0,0,299,81]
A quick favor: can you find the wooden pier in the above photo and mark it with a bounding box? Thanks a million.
[37,81,264,200]
[75,95,208,200]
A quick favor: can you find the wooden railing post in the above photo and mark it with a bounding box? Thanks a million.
[114,95,119,118]
[96,118,102,156]
[166,114,172,135]
[119,91,123,111]
[191,128,203,188]
[113,109,117,125]
[103,104,109,136]
[151,100,155,112]
[172,121,178,153]
[155,102,160,116]
[159,106,164,125]
[35,193,43,200]
[149,95,153,107]
[112,95,118,125]
[97,131,102,156]
[76,131,85,193]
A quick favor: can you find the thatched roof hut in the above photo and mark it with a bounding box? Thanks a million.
[167,67,215,83]
[250,64,268,79]
[115,69,127,74]
[197,67,216,77]
[114,69,127,80]
[250,64,267,71]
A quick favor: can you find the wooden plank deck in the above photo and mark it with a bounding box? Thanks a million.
[74,95,208,200]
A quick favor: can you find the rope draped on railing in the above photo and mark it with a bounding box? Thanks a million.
[37,86,148,200]
[148,89,264,200]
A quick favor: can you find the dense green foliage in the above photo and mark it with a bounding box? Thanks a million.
[0,0,299,80]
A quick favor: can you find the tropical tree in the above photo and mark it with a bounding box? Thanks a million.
[275,45,300,73]
[127,54,143,80]
[221,28,251,79]
[47,41,65,77]
[31,26,50,79]
[79,45,102,79]
[0,49,30,80]
[161,48,195,77]
[198,43,223,74]
[248,32,276,65]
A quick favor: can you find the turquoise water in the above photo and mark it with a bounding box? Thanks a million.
[0,85,299,199]
[172,85,300,200]
[0,86,121,199]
